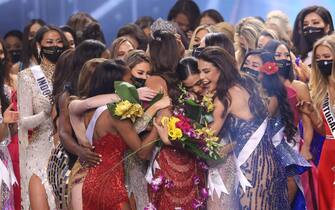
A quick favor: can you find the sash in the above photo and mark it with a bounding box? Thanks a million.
[86,106,107,145]
[0,159,17,188]
[145,146,161,184]
[322,94,335,139]
[31,65,53,102]
[208,167,229,198]
[272,127,285,147]
[236,118,268,192]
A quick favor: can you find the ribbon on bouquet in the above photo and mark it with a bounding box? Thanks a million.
[236,118,268,192]
[0,159,17,188]
[272,127,285,147]
[208,168,229,198]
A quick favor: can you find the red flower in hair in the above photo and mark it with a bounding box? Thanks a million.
[260,62,279,75]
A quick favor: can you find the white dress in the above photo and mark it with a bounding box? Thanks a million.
[18,62,55,209]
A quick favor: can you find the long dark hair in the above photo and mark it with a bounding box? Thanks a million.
[21,19,46,69]
[198,46,267,119]
[167,0,200,31]
[259,52,297,142]
[149,30,181,103]
[204,32,235,57]
[71,39,107,94]
[116,24,148,50]
[34,25,69,64]
[292,5,334,58]
[176,56,199,81]
[87,60,127,97]
[0,39,9,114]
[263,40,295,81]
[199,9,224,24]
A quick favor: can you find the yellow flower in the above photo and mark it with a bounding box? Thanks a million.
[202,93,215,112]
[115,100,132,116]
[161,116,182,140]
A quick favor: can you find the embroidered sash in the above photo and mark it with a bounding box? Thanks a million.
[236,118,268,192]
[272,127,285,147]
[31,65,53,102]
[322,94,335,139]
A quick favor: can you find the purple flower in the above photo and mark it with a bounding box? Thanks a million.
[151,175,164,192]
[164,179,174,189]
[200,187,209,198]
[192,198,204,209]
[193,175,200,185]
[198,161,208,170]
[144,202,157,210]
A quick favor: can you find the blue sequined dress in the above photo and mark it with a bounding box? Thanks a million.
[268,115,310,176]
[224,115,289,210]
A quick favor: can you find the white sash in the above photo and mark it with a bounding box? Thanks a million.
[236,118,268,192]
[145,146,161,184]
[272,127,285,147]
[31,65,52,101]
[322,94,335,139]
[0,159,17,188]
[208,167,229,198]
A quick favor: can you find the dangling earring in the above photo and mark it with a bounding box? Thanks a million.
[37,47,41,59]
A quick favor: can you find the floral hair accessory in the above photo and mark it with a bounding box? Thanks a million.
[260,62,279,75]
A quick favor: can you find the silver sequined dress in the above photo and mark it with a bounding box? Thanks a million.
[18,62,55,209]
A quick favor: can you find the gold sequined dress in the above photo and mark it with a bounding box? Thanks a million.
[18,62,55,209]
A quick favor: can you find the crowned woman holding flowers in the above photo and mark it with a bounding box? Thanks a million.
[156,46,290,209]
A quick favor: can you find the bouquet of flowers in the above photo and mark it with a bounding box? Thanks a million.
[161,108,221,160]
[108,81,144,122]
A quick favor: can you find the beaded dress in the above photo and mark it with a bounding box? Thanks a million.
[18,61,55,209]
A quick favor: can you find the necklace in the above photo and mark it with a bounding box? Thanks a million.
[40,59,55,81]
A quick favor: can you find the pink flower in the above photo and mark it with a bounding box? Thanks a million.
[151,175,164,192]
[164,179,174,189]
[192,198,204,209]
[260,62,279,75]
[193,175,200,185]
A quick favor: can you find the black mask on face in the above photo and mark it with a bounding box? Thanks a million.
[241,67,259,80]
[303,26,326,48]
[9,49,21,63]
[317,59,333,77]
[276,59,292,79]
[40,46,64,63]
[131,76,146,88]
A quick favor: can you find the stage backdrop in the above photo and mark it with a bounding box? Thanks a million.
[0,0,334,45]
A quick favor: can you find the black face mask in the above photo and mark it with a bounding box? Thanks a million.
[303,26,325,48]
[192,47,205,58]
[131,76,146,88]
[317,59,333,77]
[40,46,64,63]
[241,67,259,80]
[276,59,292,79]
[9,49,21,63]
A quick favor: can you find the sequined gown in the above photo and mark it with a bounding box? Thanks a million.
[212,115,289,210]
[82,133,129,210]
[18,62,55,209]
[148,146,205,210]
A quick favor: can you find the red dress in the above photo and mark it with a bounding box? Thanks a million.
[82,133,129,210]
[6,90,21,210]
[318,111,335,210]
[148,146,205,210]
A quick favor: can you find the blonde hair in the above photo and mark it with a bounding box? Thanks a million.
[235,17,265,66]
[109,36,135,59]
[77,58,107,97]
[210,22,235,43]
[310,34,335,111]
[188,25,212,50]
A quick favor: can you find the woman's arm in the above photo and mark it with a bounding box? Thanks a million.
[58,92,101,167]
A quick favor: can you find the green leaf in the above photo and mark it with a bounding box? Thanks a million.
[114,81,140,104]
[184,100,202,122]
[148,92,163,107]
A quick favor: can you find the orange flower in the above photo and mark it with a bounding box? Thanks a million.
[260,62,279,75]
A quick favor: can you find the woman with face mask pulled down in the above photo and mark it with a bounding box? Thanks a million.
[18,25,69,210]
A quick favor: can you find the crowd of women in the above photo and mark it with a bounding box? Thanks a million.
[0,0,334,209]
